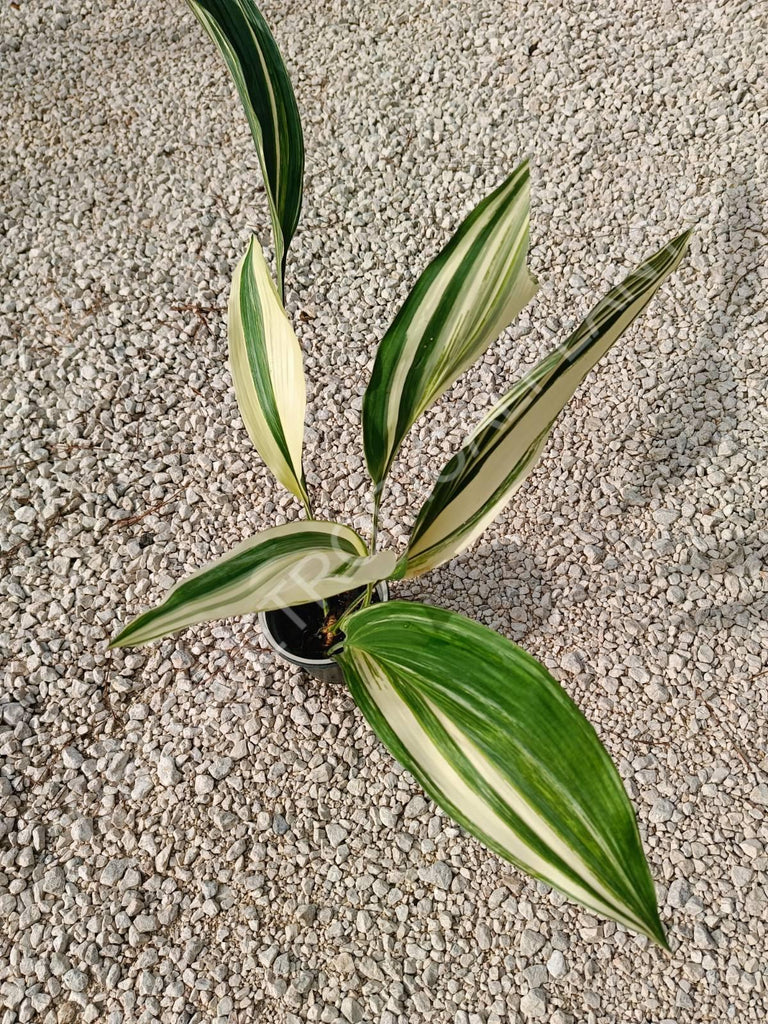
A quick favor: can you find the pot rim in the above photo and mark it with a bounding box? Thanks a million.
[259,581,389,668]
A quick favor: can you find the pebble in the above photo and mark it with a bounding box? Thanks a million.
[520,989,548,1018]
[325,823,348,848]
[520,929,546,956]
[559,652,584,674]
[209,757,232,780]
[62,747,84,770]
[547,951,567,978]
[272,814,290,835]
[42,867,66,895]
[71,817,94,842]
[649,799,676,824]
[157,755,181,786]
[62,969,88,993]
[341,996,364,1023]
[404,795,429,818]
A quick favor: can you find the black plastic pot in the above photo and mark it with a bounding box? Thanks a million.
[259,582,389,684]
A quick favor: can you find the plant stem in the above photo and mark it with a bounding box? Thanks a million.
[363,486,384,609]
[300,484,329,614]
[370,486,383,554]
[302,487,314,520]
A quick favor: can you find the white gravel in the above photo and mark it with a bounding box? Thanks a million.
[2,1,767,1022]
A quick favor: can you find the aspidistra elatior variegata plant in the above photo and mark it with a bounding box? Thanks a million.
[114,0,693,946]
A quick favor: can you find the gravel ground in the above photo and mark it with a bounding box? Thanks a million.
[2,1,767,1022]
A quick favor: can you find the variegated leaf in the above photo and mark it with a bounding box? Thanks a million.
[403,230,691,577]
[362,160,537,488]
[187,0,303,293]
[229,237,308,508]
[111,522,396,649]
[336,601,667,945]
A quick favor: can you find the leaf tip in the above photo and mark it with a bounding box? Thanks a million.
[673,227,694,250]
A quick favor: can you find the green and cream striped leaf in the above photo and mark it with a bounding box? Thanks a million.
[362,160,537,487]
[403,230,692,577]
[110,522,396,649]
[229,237,308,508]
[336,602,667,945]
[187,0,303,293]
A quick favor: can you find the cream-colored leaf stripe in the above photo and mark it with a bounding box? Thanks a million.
[111,522,396,649]
[187,0,304,294]
[336,602,667,945]
[229,237,308,507]
[403,230,692,577]
[362,160,537,487]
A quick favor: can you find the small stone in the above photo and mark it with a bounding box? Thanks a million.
[520,988,548,1018]
[266,978,287,998]
[520,929,546,956]
[693,923,715,948]
[667,879,690,909]
[3,981,24,1008]
[106,750,131,782]
[653,508,680,527]
[273,953,291,977]
[272,814,289,835]
[100,859,130,886]
[649,799,675,823]
[71,818,93,842]
[258,945,279,969]
[697,643,715,664]
[30,991,51,1012]
[296,904,317,925]
[209,757,232,780]
[195,774,214,796]
[293,970,315,994]
[14,505,36,523]
[325,823,348,848]
[648,681,669,702]
[63,968,88,992]
[1,702,24,726]
[560,652,584,674]
[430,861,453,890]
[157,755,181,786]
[170,649,193,669]
[404,795,428,818]
[226,838,247,861]
[547,950,567,978]
[341,996,364,1023]
[42,867,66,895]
[750,784,768,806]
[62,746,84,769]
[731,865,754,887]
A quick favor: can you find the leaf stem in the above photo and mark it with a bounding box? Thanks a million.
[371,485,383,554]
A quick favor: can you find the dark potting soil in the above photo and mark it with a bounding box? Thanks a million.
[265,587,379,660]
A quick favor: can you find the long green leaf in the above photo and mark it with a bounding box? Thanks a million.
[362,160,537,488]
[336,602,666,945]
[187,0,303,293]
[111,522,396,648]
[229,237,308,508]
[403,230,691,577]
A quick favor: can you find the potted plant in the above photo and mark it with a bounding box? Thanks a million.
[111,0,691,947]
